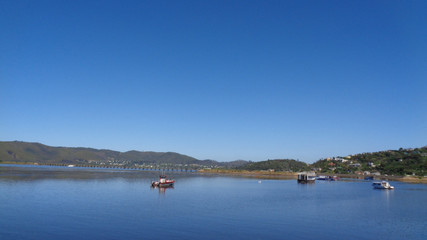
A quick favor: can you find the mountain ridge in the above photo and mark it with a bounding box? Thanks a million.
[0,141,247,169]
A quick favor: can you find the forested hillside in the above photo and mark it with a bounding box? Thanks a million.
[238,159,310,172]
[311,147,427,176]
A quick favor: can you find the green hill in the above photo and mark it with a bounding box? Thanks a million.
[238,159,310,172]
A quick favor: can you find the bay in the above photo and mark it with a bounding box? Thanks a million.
[0,165,426,240]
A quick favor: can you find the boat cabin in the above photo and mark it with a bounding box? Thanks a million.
[298,172,316,183]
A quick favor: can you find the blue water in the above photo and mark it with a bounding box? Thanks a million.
[0,165,426,240]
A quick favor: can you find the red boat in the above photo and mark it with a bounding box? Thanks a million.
[151,175,175,187]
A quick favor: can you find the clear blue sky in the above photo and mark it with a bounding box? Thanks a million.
[1,0,426,163]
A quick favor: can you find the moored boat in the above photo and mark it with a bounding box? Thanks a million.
[329,175,339,181]
[372,181,394,189]
[317,175,339,181]
[151,175,175,187]
[298,172,316,183]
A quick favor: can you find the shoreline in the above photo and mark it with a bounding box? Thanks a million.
[198,169,427,184]
[1,163,426,183]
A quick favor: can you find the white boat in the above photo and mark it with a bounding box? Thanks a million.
[67,165,75,167]
[373,181,394,189]
[317,175,339,181]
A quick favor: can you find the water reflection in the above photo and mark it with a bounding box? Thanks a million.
[297,181,316,189]
[151,185,174,195]
[0,165,196,182]
[381,187,394,209]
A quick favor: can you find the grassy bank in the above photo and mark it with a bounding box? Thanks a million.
[199,169,297,179]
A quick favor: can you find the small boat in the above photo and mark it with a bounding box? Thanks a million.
[67,165,75,167]
[372,181,394,189]
[317,175,339,181]
[330,175,339,181]
[317,175,328,180]
[298,172,316,183]
[364,176,374,180]
[151,175,175,187]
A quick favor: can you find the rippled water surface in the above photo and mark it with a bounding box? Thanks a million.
[1,165,426,240]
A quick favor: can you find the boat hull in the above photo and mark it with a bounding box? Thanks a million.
[151,180,175,188]
[373,185,394,189]
[297,179,315,183]
[158,182,174,187]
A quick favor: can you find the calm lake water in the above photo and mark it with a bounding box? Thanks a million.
[0,165,426,240]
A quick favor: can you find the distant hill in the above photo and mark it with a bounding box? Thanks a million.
[0,141,246,169]
[238,159,310,172]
